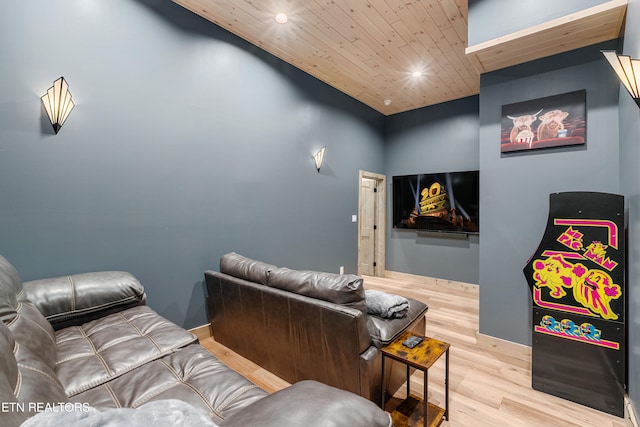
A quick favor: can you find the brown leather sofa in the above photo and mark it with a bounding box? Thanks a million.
[205,253,428,406]
[0,255,391,427]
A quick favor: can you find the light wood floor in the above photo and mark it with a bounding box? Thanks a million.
[200,274,627,427]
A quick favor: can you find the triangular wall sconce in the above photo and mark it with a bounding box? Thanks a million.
[602,50,640,107]
[314,146,326,172]
[41,77,75,134]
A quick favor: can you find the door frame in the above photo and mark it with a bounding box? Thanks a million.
[357,170,386,277]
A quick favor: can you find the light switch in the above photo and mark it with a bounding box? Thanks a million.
[351,215,357,223]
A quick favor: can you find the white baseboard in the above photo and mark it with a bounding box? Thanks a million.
[383,270,479,293]
[626,396,639,427]
[476,332,531,364]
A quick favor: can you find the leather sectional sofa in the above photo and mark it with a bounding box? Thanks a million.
[0,255,391,427]
[205,252,428,406]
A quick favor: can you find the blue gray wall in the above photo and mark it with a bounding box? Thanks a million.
[2,4,638,414]
[618,0,640,414]
[468,0,609,45]
[478,41,621,345]
[384,97,480,284]
[0,0,385,329]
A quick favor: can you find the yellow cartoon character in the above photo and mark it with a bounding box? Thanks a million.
[532,255,574,298]
[573,268,621,320]
[585,241,608,258]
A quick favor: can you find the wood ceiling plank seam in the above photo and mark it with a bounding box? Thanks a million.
[212,0,266,24]
[436,0,468,44]
[307,0,360,43]
[394,12,436,51]
[438,0,468,26]
[405,1,450,52]
[413,32,459,77]
[316,0,417,71]
[438,26,478,86]
[393,56,448,104]
[173,0,353,90]
[369,0,402,26]
[308,0,386,73]
[351,38,396,74]
[436,46,479,95]
[390,19,434,65]
[176,0,272,42]
[422,0,456,34]
[291,8,383,79]
[381,0,411,16]
[178,0,380,88]
[421,24,464,74]
[396,46,455,94]
[391,2,454,80]
[453,0,467,16]
[415,0,457,45]
[333,2,406,52]
[236,0,274,16]
[266,14,386,81]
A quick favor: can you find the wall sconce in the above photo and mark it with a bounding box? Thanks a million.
[602,50,640,107]
[41,77,75,134]
[313,146,326,172]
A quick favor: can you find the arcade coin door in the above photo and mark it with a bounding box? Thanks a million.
[523,192,626,417]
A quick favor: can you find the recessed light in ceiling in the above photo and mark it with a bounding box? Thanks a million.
[275,13,288,24]
[411,71,423,78]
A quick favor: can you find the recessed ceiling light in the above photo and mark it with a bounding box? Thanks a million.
[411,71,423,78]
[275,13,288,24]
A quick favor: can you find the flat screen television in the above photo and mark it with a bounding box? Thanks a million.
[392,171,479,234]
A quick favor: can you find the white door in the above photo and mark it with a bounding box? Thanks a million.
[358,171,386,276]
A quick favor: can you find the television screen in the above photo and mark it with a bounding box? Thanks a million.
[392,171,479,234]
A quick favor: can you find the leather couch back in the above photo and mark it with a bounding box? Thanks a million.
[0,256,70,421]
[266,268,367,315]
[220,252,276,285]
[0,256,22,324]
[0,322,28,426]
[205,269,375,397]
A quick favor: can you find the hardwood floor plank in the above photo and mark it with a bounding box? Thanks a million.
[200,273,626,426]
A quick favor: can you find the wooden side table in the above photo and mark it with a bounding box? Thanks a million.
[381,331,450,427]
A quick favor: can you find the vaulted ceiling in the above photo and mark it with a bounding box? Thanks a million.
[172,0,627,115]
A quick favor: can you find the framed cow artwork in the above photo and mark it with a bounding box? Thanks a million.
[500,90,586,153]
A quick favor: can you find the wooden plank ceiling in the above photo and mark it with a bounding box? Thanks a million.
[172,0,627,116]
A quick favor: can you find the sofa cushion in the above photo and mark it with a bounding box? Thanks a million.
[0,255,23,324]
[219,253,276,285]
[55,305,198,397]
[7,300,57,369]
[22,399,220,427]
[266,268,367,314]
[366,297,428,347]
[222,380,392,427]
[0,322,29,426]
[24,271,146,330]
[0,320,69,421]
[72,344,267,424]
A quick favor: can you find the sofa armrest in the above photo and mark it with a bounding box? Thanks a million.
[366,297,428,348]
[23,271,146,330]
[221,380,391,427]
